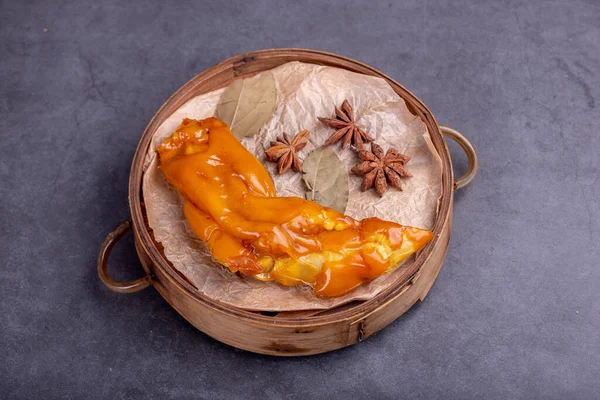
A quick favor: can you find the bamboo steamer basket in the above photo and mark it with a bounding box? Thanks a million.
[98,49,478,356]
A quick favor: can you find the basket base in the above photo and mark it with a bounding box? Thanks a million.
[134,208,452,356]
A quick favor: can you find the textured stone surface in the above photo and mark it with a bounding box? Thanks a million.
[1,1,598,398]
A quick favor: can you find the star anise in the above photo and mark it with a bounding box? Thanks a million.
[264,130,310,174]
[351,142,412,196]
[318,100,374,150]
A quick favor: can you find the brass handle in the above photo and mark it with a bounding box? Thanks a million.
[440,125,478,189]
[97,220,152,293]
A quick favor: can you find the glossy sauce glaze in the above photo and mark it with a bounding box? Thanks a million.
[158,117,433,297]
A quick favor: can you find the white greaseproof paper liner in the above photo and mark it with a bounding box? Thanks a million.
[142,62,443,311]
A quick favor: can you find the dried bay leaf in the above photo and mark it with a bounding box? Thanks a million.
[215,72,277,140]
[302,146,349,213]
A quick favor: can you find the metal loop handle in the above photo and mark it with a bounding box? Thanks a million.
[440,125,478,189]
[97,220,152,293]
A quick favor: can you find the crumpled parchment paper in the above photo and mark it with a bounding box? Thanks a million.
[142,62,442,311]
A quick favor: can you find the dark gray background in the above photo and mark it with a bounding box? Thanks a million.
[1,0,598,399]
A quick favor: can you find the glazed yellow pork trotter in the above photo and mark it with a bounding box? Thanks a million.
[157,117,433,297]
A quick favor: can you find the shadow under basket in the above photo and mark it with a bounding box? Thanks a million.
[97,49,478,356]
